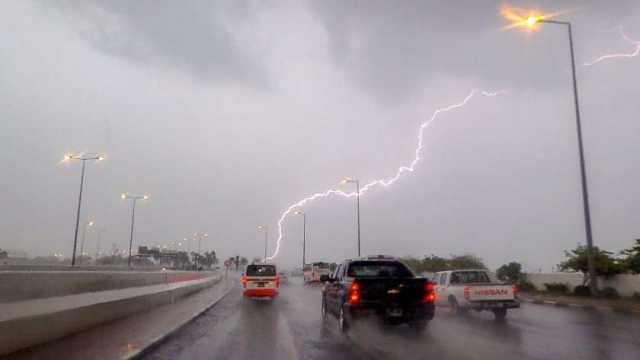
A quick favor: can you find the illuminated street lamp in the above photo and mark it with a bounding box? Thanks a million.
[121,193,150,267]
[62,152,105,266]
[341,176,361,257]
[508,11,599,294]
[258,225,268,263]
[294,210,307,268]
[78,220,94,265]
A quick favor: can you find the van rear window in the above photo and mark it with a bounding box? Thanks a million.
[246,265,276,276]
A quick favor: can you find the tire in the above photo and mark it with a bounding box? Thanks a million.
[321,298,328,321]
[338,305,350,333]
[408,319,429,332]
[493,308,507,321]
[449,298,466,315]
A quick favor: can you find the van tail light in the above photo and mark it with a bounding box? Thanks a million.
[348,281,361,305]
[241,275,247,287]
[463,287,471,300]
[423,282,436,303]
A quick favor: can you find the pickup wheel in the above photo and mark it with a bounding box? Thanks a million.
[338,305,350,333]
[321,297,328,321]
[408,319,429,332]
[493,308,507,321]
[449,297,467,316]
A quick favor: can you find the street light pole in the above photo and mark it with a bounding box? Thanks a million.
[63,153,105,267]
[295,210,307,269]
[128,198,137,267]
[121,193,149,267]
[95,228,106,264]
[258,225,268,263]
[356,180,361,258]
[341,177,361,257]
[79,220,94,265]
[534,18,598,294]
[193,232,208,268]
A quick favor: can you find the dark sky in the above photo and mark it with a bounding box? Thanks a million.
[1,0,639,271]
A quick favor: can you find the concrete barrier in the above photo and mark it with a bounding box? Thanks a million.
[0,270,213,302]
[0,274,221,356]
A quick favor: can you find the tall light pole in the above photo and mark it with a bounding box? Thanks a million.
[121,193,150,267]
[341,177,361,257]
[193,232,208,268]
[513,14,598,294]
[95,227,107,264]
[258,225,268,263]
[62,153,105,266]
[79,220,94,265]
[294,210,307,269]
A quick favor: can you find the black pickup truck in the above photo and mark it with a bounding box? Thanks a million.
[320,256,435,332]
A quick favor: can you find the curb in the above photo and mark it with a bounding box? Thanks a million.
[124,277,234,360]
[520,297,640,316]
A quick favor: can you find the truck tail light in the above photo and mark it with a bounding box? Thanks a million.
[423,282,436,303]
[512,285,518,296]
[463,287,471,300]
[348,281,361,305]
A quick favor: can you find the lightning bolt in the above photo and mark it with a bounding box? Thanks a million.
[266,89,504,261]
[584,26,640,66]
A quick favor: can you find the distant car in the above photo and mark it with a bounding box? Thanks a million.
[242,264,280,298]
[304,262,331,283]
[432,269,519,320]
[278,271,289,284]
[321,256,435,332]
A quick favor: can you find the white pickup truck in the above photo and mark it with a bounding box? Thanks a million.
[432,269,519,320]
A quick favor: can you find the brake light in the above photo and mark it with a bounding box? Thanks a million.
[463,287,471,300]
[276,276,280,287]
[241,275,247,287]
[348,281,361,305]
[512,286,518,296]
[423,282,436,303]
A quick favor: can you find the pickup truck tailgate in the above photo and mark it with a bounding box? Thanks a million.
[357,278,427,305]
[467,284,515,301]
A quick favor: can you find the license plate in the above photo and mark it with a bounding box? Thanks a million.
[387,308,403,317]
[257,282,265,287]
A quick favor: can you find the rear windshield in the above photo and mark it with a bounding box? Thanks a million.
[246,265,276,276]
[450,271,490,284]
[347,261,414,278]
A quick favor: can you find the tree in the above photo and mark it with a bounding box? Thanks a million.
[200,251,217,268]
[240,257,248,266]
[400,257,425,273]
[400,254,486,273]
[558,244,624,284]
[0,249,7,259]
[449,254,487,270]
[620,239,640,274]
[422,255,451,272]
[496,262,522,283]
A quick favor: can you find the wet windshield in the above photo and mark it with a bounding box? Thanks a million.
[1,2,638,359]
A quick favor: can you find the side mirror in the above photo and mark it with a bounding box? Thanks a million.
[320,275,332,282]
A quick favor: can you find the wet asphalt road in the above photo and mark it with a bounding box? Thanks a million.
[144,277,640,360]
